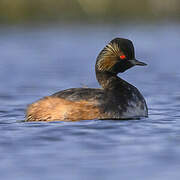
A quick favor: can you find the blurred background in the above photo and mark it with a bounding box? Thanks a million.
[0,1,180,180]
[0,0,179,23]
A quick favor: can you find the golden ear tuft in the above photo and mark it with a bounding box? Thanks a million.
[97,57,117,71]
[96,41,122,71]
[106,42,120,57]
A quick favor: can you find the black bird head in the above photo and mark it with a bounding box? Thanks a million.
[96,38,147,74]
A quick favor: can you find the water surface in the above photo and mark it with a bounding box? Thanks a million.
[0,22,180,180]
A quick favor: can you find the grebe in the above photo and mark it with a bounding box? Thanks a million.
[26,38,148,122]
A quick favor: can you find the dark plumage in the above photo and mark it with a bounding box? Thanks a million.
[26,38,148,121]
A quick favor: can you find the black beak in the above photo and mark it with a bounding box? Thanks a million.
[130,59,147,66]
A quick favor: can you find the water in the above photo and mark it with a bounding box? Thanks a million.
[0,22,180,180]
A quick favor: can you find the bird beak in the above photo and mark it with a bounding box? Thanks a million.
[130,59,147,66]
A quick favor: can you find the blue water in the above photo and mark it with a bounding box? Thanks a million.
[0,22,180,180]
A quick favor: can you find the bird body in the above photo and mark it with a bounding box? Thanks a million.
[26,38,148,122]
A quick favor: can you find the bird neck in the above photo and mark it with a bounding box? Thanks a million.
[95,70,122,89]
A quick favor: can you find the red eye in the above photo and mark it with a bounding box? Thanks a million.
[120,55,126,59]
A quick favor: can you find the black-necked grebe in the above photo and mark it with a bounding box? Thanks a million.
[26,38,148,122]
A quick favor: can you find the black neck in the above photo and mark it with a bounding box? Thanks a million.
[96,70,123,89]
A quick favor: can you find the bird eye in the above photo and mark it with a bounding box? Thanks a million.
[120,55,126,60]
